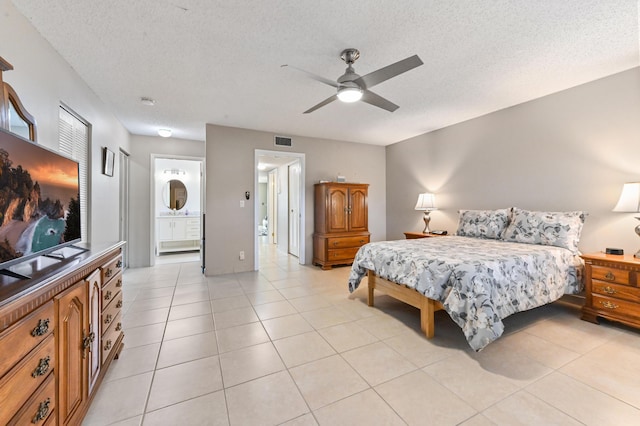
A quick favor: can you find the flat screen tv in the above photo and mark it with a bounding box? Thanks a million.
[0,127,81,272]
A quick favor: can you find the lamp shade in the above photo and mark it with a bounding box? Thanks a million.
[613,182,640,212]
[415,193,436,211]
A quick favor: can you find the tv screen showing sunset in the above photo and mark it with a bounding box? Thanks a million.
[0,129,81,264]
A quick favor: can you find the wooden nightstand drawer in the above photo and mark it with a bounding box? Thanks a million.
[591,265,631,285]
[592,294,640,319]
[593,281,640,303]
[327,235,369,249]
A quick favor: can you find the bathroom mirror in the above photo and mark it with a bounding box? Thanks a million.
[163,179,188,210]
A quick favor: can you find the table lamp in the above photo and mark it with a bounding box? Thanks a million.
[415,193,436,234]
[612,182,640,258]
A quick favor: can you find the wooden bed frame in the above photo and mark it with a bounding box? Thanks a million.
[367,270,444,338]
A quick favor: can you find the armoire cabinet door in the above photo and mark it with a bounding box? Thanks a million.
[348,187,368,232]
[327,186,348,233]
[55,281,88,426]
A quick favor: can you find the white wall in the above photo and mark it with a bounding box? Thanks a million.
[1,0,129,246]
[205,124,386,275]
[129,135,204,267]
[386,67,640,255]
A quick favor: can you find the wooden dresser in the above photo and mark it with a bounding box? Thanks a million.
[313,182,369,270]
[0,242,125,425]
[581,252,640,330]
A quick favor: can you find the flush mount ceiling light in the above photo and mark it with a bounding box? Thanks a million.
[158,128,172,137]
[140,97,155,106]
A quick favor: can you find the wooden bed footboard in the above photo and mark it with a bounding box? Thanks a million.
[367,270,444,338]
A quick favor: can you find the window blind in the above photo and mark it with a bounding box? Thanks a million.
[59,106,89,242]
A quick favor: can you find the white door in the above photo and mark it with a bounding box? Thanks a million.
[267,170,277,245]
[288,161,301,257]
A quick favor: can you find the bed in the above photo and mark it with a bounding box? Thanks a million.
[348,208,586,351]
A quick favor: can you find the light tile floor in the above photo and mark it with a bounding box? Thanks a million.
[84,244,640,425]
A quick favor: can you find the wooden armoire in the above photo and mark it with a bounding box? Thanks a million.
[313,182,369,270]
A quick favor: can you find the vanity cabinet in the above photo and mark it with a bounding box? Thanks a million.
[157,216,201,254]
[0,243,125,425]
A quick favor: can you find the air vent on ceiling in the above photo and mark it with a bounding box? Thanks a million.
[274,136,292,147]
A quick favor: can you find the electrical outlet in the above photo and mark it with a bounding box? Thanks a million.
[239,251,245,260]
[240,200,245,208]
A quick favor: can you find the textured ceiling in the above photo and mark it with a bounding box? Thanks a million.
[11,0,640,145]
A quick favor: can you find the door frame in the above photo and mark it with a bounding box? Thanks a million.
[254,149,306,270]
[118,148,130,268]
[149,153,205,266]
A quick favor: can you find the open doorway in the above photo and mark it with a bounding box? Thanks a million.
[150,155,205,266]
[255,150,305,270]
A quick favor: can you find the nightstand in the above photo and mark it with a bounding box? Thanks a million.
[404,232,445,239]
[581,252,640,330]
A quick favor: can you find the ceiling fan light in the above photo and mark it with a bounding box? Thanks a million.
[337,87,363,103]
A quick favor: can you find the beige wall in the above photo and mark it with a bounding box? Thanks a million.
[128,135,205,267]
[1,0,130,247]
[387,67,640,255]
[205,124,386,275]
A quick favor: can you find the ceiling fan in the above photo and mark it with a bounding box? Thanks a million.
[282,48,423,114]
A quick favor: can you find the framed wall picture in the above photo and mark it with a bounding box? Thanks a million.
[103,147,115,176]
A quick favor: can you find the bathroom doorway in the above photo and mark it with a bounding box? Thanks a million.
[150,155,204,266]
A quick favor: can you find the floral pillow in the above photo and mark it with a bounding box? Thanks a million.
[456,209,511,240]
[501,208,586,253]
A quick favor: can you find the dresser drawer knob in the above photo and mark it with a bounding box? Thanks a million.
[116,259,123,268]
[599,300,619,309]
[31,319,50,337]
[601,286,616,295]
[104,340,113,351]
[105,268,113,278]
[116,279,123,288]
[360,240,364,243]
[604,271,615,281]
[31,356,51,378]
[116,300,123,309]
[31,397,50,423]
[116,322,122,331]
[104,290,112,301]
[104,314,113,325]
[333,241,338,246]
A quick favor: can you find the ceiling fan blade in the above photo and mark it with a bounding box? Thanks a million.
[281,64,339,88]
[353,55,423,89]
[361,90,399,112]
[303,94,338,114]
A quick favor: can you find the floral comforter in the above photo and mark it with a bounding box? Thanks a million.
[348,236,583,351]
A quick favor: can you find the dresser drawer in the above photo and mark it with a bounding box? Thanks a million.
[328,247,361,261]
[101,255,123,285]
[592,280,640,304]
[592,294,640,319]
[0,334,55,425]
[102,312,123,364]
[102,292,123,331]
[327,235,369,249]
[8,372,55,426]
[102,271,123,306]
[591,265,631,285]
[0,301,54,378]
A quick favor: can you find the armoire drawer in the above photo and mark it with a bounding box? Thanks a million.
[7,372,55,426]
[102,272,123,305]
[101,255,123,285]
[328,247,361,261]
[102,312,123,364]
[326,235,369,249]
[102,292,123,330]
